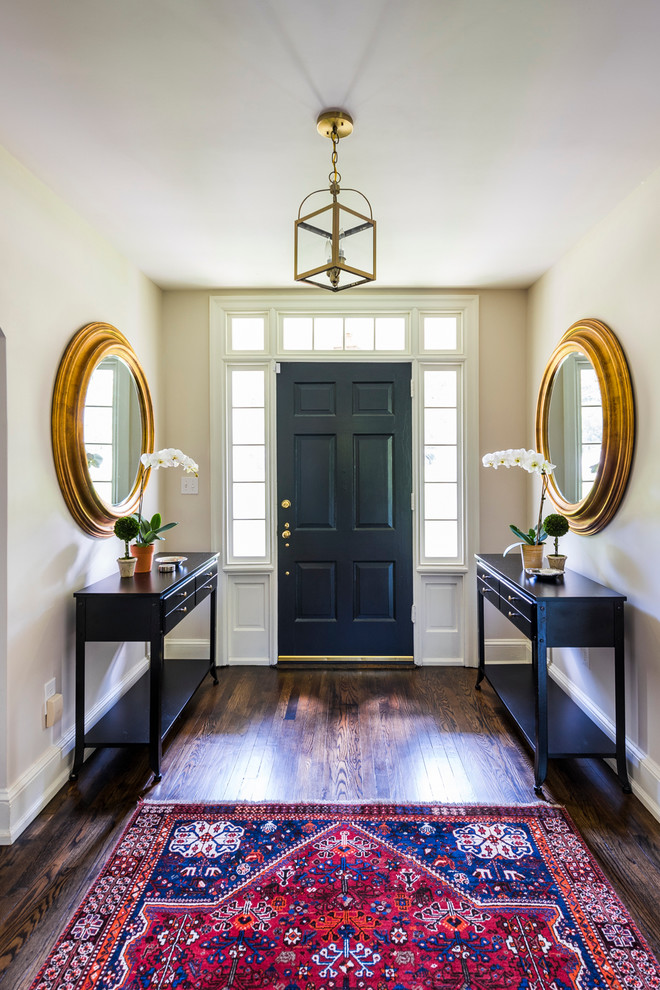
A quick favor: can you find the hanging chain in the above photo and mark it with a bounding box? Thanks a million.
[329,124,341,193]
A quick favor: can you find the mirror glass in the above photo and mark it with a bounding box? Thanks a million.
[546,351,603,504]
[84,356,142,506]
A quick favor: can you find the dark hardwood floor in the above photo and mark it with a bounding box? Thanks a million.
[1,666,659,987]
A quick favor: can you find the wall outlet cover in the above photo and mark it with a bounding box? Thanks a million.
[45,693,63,727]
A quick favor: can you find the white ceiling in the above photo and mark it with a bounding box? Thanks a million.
[2,0,660,291]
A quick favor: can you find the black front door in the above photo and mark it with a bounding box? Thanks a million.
[277,362,413,658]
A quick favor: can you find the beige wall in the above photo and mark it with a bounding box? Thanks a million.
[0,146,162,840]
[528,164,660,813]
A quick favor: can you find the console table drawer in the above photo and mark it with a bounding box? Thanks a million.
[499,600,531,637]
[476,563,499,594]
[195,570,218,606]
[477,575,499,603]
[163,580,195,616]
[499,586,533,621]
[163,599,192,633]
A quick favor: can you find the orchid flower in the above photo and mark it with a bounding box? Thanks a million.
[482,447,557,546]
[131,447,199,545]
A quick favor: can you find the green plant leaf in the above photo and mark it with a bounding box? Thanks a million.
[155,521,178,534]
[150,512,162,531]
[509,524,534,544]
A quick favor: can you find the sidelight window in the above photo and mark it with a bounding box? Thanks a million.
[422,366,461,561]
[228,367,267,559]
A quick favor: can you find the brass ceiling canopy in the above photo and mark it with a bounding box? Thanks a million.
[316,110,354,140]
[294,108,376,292]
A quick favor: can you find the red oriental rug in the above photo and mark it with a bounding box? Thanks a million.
[29,802,660,989]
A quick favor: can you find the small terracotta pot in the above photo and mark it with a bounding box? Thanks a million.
[117,556,137,578]
[547,554,567,571]
[520,543,544,570]
[130,543,155,573]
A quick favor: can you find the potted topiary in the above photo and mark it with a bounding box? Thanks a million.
[543,513,569,571]
[114,516,140,577]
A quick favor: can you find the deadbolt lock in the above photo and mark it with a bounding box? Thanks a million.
[281,530,291,539]
[281,499,291,508]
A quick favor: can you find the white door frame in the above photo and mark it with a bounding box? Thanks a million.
[209,291,480,667]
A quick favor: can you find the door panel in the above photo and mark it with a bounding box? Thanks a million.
[294,435,336,528]
[354,434,393,528]
[277,362,413,658]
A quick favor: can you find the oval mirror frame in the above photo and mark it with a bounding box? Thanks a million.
[535,318,634,535]
[52,322,154,537]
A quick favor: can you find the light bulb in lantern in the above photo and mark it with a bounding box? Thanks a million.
[326,230,346,265]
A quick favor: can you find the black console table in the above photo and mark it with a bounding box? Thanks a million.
[71,551,218,782]
[475,553,631,794]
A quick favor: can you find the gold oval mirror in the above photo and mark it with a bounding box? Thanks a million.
[535,318,634,535]
[52,322,154,537]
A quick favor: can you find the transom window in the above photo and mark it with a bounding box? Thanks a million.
[281,315,407,351]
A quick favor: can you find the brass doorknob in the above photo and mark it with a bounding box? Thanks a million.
[282,530,291,538]
[281,499,291,508]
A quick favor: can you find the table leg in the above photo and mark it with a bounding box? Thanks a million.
[149,613,163,781]
[475,587,486,689]
[70,600,86,780]
[614,600,632,792]
[210,586,218,685]
[534,605,548,794]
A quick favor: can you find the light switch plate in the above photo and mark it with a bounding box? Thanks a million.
[181,476,198,494]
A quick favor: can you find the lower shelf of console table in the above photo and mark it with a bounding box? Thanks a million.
[475,552,631,793]
[84,659,211,748]
[71,551,219,781]
[485,663,618,760]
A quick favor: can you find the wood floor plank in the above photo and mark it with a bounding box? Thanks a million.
[1,665,659,989]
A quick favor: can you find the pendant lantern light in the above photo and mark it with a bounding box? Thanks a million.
[294,110,376,291]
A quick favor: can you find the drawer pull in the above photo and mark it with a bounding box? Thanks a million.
[508,610,516,618]
[177,606,188,614]
[204,571,215,577]
[177,591,188,598]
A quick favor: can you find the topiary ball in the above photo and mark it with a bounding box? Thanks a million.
[543,513,569,538]
[114,516,140,542]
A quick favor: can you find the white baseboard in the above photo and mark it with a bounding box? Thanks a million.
[164,638,272,666]
[227,656,272,666]
[164,638,213,661]
[420,657,465,666]
[549,665,660,823]
[0,655,149,845]
[484,637,531,664]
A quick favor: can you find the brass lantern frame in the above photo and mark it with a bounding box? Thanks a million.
[294,110,376,292]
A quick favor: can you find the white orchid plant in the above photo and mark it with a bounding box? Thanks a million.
[482,447,555,547]
[130,447,199,547]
